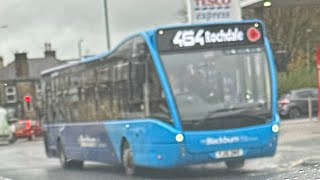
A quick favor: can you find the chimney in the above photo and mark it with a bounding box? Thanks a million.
[0,56,3,69]
[44,43,56,58]
[14,52,29,77]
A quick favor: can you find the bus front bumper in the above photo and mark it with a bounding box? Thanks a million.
[134,141,277,168]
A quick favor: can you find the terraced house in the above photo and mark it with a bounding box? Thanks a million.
[0,44,73,120]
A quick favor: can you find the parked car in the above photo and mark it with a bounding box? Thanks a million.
[14,120,43,140]
[278,88,318,119]
[0,107,16,144]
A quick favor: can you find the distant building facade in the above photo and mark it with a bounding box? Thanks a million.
[0,44,73,119]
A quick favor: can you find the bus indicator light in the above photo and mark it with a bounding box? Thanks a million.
[157,154,162,160]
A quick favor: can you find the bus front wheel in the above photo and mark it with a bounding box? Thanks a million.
[225,159,245,170]
[122,142,135,176]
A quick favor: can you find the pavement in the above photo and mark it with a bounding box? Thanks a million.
[0,118,320,180]
[278,118,320,167]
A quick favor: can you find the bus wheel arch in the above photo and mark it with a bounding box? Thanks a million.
[57,138,70,169]
[43,132,52,157]
[57,138,83,169]
[120,138,136,176]
[120,138,127,160]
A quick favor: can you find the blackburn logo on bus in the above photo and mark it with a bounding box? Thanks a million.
[201,136,259,145]
[78,134,107,148]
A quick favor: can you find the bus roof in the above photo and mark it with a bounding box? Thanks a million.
[41,19,264,76]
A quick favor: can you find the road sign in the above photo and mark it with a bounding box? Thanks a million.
[187,0,242,24]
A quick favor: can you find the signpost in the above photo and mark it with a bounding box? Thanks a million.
[187,0,242,24]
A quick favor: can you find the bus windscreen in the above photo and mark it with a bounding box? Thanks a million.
[157,22,271,131]
[161,46,272,131]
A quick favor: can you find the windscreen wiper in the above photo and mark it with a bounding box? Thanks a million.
[204,107,247,120]
[236,111,272,121]
[204,102,266,120]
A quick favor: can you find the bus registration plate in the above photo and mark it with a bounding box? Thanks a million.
[215,149,243,159]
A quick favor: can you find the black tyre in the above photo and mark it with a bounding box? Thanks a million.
[70,161,84,169]
[122,142,135,176]
[28,134,35,141]
[8,134,16,144]
[288,108,301,119]
[58,141,83,169]
[225,160,245,170]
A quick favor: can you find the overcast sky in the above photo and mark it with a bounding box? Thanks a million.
[0,0,185,65]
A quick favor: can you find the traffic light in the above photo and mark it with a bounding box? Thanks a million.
[24,96,32,111]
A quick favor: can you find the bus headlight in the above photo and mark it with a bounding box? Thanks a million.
[175,134,184,143]
[272,124,279,133]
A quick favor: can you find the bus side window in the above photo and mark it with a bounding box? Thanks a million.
[108,39,133,120]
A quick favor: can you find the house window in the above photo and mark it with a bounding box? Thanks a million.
[35,83,42,100]
[5,86,17,103]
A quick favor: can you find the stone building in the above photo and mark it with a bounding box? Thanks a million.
[0,44,70,119]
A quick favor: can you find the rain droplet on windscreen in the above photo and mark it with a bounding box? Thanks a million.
[299,169,304,173]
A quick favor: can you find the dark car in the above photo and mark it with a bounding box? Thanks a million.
[278,88,318,119]
[14,120,43,140]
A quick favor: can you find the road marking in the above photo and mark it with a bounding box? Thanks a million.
[0,176,12,180]
[288,155,320,168]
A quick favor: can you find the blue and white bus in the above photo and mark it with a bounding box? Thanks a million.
[41,20,279,175]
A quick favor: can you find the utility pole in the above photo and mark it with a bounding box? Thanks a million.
[306,28,312,71]
[103,0,111,50]
[78,39,83,60]
[307,41,311,71]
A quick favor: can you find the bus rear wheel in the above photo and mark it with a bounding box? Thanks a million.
[225,159,245,170]
[122,142,135,176]
[58,141,83,169]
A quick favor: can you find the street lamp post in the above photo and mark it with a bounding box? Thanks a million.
[306,28,312,71]
[78,39,83,60]
[103,0,111,50]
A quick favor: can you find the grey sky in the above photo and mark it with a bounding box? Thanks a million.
[0,0,185,65]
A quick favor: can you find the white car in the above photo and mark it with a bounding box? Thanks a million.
[0,107,15,144]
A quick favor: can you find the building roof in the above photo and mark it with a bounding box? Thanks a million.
[0,57,65,81]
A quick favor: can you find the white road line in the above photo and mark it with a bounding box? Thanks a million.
[0,176,12,180]
[288,155,320,168]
